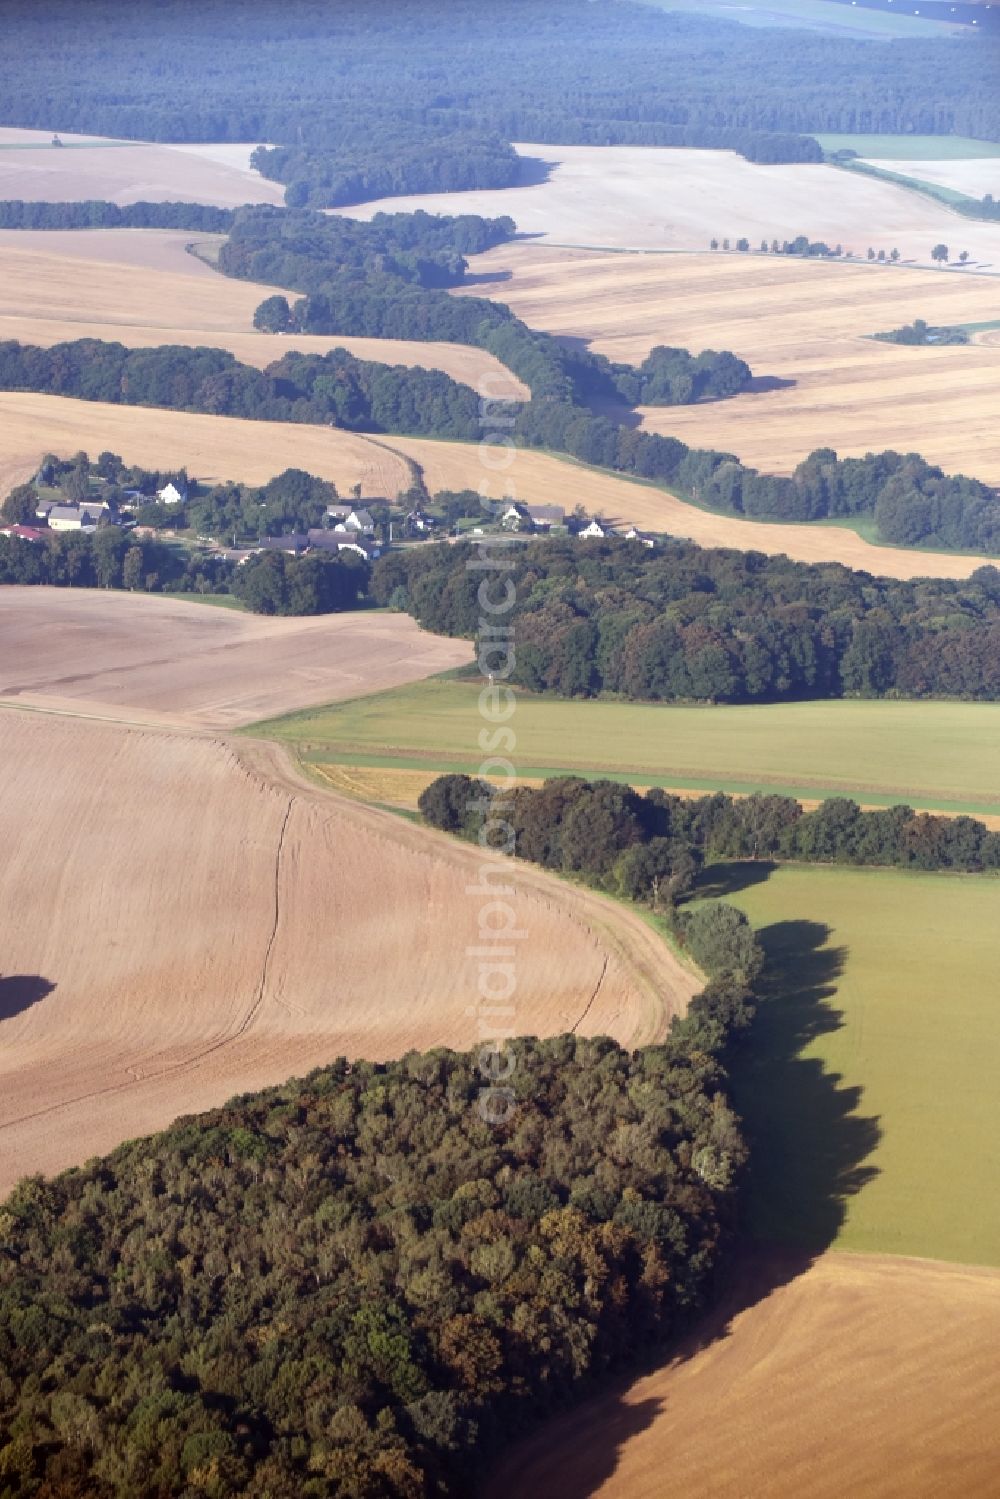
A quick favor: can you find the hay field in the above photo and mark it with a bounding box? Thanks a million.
[0,588,473,729]
[0,127,284,207]
[2,389,996,578]
[344,142,1000,266]
[457,244,1000,484]
[486,1250,1000,1499]
[0,240,529,393]
[259,682,1000,819]
[0,711,697,1191]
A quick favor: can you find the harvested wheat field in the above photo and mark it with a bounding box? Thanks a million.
[380,433,1000,580]
[0,392,414,501]
[0,127,284,207]
[0,239,528,392]
[0,588,472,728]
[458,243,1000,483]
[0,712,696,1191]
[345,143,1000,267]
[486,1250,1000,1499]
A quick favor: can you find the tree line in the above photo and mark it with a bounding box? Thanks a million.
[0,338,487,443]
[0,199,235,231]
[373,537,1000,702]
[420,773,1000,881]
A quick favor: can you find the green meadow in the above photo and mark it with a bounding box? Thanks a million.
[249,680,1000,817]
[714,864,1000,1266]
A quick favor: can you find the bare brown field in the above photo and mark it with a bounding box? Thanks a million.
[0,713,697,1192]
[458,244,1000,484]
[0,588,472,729]
[345,143,1000,267]
[0,127,284,207]
[486,1250,1000,1499]
[0,241,529,394]
[380,433,1000,580]
[0,392,415,499]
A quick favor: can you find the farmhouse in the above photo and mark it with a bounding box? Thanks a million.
[331,508,377,536]
[307,530,381,561]
[622,525,656,548]
[47,503,114,533]
[502,502,566,532]
[578,518,613,539]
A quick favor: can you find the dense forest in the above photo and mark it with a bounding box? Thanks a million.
[373,537,1000,702]
[1,1,997,200]
[420,772,1000,880]
[0,1001,757,1496]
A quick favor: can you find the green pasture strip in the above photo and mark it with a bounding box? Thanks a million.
[245,681,1000,814]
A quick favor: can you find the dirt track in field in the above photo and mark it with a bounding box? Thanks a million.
[0,713,698,1192]
[0,588,473,729]
[457,243,1000,485]
[485,1249,1000,1499]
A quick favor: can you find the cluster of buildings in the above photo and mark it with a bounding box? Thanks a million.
[498,501,655,546]
[227,503,386,565]
[1,480,189,543]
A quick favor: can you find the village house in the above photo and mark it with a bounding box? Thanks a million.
[307,530,381,561]
[622,525,656,548]
[501,502,566,533]
[577,518,613,539]
[404,509,435,536]
[331,508,377,536]
[47,503,114,533]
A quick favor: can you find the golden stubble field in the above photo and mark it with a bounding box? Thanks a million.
[0,591,699,1191]
[457,243,1000,484]
[0,128,285,207]
[346,142,1000,267]
[487,1250,1000,1499]
[0,238,529,394]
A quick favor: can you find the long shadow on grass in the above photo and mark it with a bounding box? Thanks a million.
[489,879,882,1497]
[730,914,881,1250]
[0,975,55,1023]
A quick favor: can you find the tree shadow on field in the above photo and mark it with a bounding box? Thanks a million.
[747,373,797,394]
[484,898,882,1498]
[0,974,55,1023]
[693,859,778,900]
[729,916,881,1252]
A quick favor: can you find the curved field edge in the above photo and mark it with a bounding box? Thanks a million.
[0,713,699,1194]
[484,1249,1000,1499]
